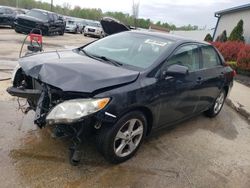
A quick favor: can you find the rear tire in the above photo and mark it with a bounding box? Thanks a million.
[59,28,64,36]
[96,111,147,164]
[15,28,21,34]
[204,90,226,117]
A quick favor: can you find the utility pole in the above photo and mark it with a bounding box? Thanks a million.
[51,0,53,12]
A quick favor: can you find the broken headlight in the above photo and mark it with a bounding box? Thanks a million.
[46,98,110,124]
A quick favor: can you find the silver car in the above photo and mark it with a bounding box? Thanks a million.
[65,20,79,34]
[84,21,103,38]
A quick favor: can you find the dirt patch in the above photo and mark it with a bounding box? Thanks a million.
[0,80,15,101]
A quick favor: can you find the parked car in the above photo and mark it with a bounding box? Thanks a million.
[7,26,235,165]
[84,21,103,38]
[65,20,79,34]
[0,6,25,28]
[100,17,130,37]
[14,9,65,35]
[78,19,89,34]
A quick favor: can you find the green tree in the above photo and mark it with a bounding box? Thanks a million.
[0,0,200,30]
[229,20,244,42]
[216,30,227,42]
[204,33,213,42]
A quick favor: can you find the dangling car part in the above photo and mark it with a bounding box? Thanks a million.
[7,31,234,165]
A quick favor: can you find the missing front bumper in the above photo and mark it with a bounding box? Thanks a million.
[7,86,41,99]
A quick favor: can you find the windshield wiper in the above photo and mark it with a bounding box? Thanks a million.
[96,56,123,67]
[81,49,123,67]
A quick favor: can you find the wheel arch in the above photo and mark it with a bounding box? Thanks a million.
[223,85,229,96]
[118,105,154,136]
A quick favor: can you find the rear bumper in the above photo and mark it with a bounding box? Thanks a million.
[7,86,41,99]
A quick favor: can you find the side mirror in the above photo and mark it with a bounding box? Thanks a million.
[163,64,189,77]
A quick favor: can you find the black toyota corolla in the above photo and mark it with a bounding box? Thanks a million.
[7,31,234,165]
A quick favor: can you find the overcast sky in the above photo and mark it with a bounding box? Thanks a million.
[41,0,249,28]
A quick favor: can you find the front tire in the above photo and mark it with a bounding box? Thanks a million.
[59,28,64,36]
[205,90,226,117]
[96,111,147,164]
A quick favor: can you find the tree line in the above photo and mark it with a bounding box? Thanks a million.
[0,0,198,30]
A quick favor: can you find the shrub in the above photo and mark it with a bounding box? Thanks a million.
[216,30,227,42]
[211,42,222,50]
[237,45,250,71]
[226,61,237,70]
[204,33,213,42]
[229,20,245,42]
[212,41,244,61]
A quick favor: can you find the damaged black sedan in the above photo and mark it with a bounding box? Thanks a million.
[7,31,234,165]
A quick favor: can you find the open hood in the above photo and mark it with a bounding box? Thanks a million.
[19,50,139,93]
[100,17,130,36]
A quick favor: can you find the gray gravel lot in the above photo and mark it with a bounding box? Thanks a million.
[0,29,250,188]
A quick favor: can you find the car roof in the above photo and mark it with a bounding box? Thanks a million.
[0,5,15,10]
[130,30,210,45]
[31,8,55,14]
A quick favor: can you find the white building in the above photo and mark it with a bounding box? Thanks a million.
[213,4,250,43]
[170,30,213,41]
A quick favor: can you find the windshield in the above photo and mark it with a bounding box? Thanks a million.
[0,8,5,14]
[87,21,101,27]
[83,32,173,69]
[26,10,48,21]
[67,21,76,25]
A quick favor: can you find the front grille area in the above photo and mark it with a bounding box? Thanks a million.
[17,18,36,28]
[88,28,95,32]
[0,17,8,23]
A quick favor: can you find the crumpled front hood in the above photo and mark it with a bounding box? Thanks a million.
[19,50,139,93]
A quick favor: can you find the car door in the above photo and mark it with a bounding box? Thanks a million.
[52,14,62,31]
[194,45,225,112]
[157,44,202,126]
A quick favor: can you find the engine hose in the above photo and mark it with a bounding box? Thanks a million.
[19,34,29,58]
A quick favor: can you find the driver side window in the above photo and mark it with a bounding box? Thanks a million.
[166,44,200,72]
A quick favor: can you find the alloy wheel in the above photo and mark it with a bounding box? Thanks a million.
[114,118,144,157]
[214,91,225,114]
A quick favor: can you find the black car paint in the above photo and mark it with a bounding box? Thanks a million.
[0,6,24,27]
[8,31,234,134]
[14,9,65,35]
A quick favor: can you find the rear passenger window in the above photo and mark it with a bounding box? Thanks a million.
[167,45,200,72]
[53,14,58,21]
[6,8,13,14]
[201,46,221,69]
